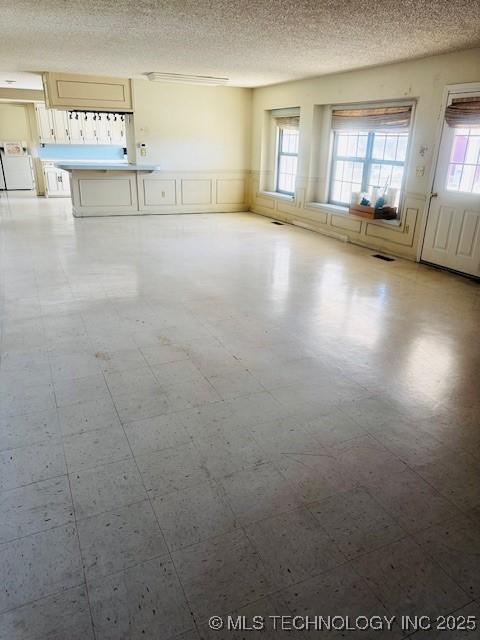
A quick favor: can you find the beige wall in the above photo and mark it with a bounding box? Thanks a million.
[132,80,252,171]
[0,102,32,140]
[249,48,480,259]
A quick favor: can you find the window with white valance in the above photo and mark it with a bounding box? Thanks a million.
[329,103,413,208]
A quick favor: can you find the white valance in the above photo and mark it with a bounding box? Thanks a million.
[332,105,412,132]
[445,97,480,128]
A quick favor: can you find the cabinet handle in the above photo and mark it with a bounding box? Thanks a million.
[51,128,54,136]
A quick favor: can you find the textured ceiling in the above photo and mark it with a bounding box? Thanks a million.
[1,1,480,87]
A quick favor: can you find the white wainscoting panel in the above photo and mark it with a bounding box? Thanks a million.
[216,178,246,204]
[181,179,212,205]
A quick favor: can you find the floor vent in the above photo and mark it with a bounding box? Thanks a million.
[372,254,395,262]
[271,221,284,225]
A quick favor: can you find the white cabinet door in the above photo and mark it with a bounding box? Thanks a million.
[52,110,70,143]
[109,117,126,146]
[43,165,71,197]
[44,166,61,195]
[81,112,98,144]
[56,169,71,196]
[35,104,55,143]
[67,113,85,144]
[94,114,110,144]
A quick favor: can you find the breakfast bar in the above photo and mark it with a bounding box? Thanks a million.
[56,162,161,217]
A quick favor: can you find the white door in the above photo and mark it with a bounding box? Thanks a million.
[35,104,56,143]
[422,92,480,277]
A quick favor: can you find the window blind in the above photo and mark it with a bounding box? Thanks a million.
[445,97,480,128]
[271,107,300,130]
[331,106,412,132]
[274,116,300,130]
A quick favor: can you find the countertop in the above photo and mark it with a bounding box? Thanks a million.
[55,162,161,171]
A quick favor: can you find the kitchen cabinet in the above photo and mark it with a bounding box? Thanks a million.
[35,103,56,143]
[80,112,98,144]
[43,162,71,197]
[43,72,133,112]
[52,110,70,143]
[67,113,84,144]
[108,116,126,146]
[36,103,126,146]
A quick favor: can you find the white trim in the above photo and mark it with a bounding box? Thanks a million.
[258,189,295,202]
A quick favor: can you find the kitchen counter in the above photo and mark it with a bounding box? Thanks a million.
[57,163,164,217]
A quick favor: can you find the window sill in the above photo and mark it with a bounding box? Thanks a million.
[258,190,295,202]
[306,201,402,227]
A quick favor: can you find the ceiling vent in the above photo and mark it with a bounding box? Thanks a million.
[145,72,229,86]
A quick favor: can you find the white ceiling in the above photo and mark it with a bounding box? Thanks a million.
[1,1,479,88]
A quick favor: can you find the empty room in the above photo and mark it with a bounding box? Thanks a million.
[1,1,480,638]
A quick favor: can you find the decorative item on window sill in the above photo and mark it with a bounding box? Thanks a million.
[349,186,398,220]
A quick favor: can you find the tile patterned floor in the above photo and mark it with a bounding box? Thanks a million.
[0,193,479,639]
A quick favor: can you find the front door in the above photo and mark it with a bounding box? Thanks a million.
[421,91,480,277]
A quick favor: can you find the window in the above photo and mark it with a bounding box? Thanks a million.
[328,104,412,210]
[330,130,408,207]
[276,126,299,195]
[446,128,480,194]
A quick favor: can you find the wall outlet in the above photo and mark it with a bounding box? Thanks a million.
[416,166,425,177]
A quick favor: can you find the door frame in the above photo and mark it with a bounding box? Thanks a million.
[417,82,480,263]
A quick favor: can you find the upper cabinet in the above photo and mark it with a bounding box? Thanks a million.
[43,72,133,112]
[35,103,56,144]
[35,104,127,146]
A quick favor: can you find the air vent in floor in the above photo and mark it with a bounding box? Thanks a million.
[372,254,395,261]
[271,221,284,225]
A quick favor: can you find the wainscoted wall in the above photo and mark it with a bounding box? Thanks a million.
[248,171,425,259]
[138,172,249,214]
[72,170,249,217]
[249,48,480,260]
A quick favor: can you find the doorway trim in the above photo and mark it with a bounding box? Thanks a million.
[416,81,480,263]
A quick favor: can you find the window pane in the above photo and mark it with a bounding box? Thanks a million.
[346,135,357,157]
[451,135,468,163]
[465,136,480,164]
[357,135,368,158]
[396,135,408,161]
[384,136,397,161]
[446,129,480,193]
[372,135,386,160]
[391,166,404,189]
[337,134,348,156]
[334,160,345,181]
[459,164,475,192]
[447,164,462,190]
[352,162,363,183]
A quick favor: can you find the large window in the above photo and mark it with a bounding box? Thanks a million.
[330,130,408,207]
[276,126,299,195]
[328,104,412,209]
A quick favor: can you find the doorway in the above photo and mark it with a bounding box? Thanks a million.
[421,87,480,278]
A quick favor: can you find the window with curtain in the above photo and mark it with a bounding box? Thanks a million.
[329,105,412,208]
[445,97,480,194]
[273,111,300,195]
